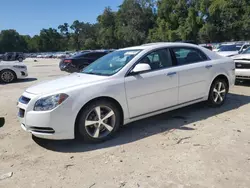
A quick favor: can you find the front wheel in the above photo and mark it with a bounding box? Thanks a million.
[76,100,121,142]
[0,70,16,83]
[208,79,228,107]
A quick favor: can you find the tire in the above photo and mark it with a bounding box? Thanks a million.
[0,70,16,83]
[76,100,121,143]
[207,78,228,107]
[18,58,23,62]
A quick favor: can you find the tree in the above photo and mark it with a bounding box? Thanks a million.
[1,0,250,52]
[70,20,98,50]
[38,28,62,52]
[70,20,82,50]
[0,30,28,53]
[58,23,70,50]
[97,7,117,48]
[116,0,156,47]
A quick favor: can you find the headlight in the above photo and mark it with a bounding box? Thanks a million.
[34,93,68,111]
[13,65,26,69]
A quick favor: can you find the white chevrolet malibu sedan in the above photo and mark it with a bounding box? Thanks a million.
[18,43,235,142]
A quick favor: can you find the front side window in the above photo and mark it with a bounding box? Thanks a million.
[172,47,208,65]
[82,50,141,76]
[139,49,173,71]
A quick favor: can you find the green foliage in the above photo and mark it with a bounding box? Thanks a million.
[0,30,28,53]
[0,0,250,53]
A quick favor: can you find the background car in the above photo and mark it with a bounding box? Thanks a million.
[215,43,250,57]
[59,50,111,73]
[0,61,28,83]
[1,52,25,62]
[232,46,250,80]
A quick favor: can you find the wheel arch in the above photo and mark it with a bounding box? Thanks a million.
[211,74,229,88]
[74,96,124,137]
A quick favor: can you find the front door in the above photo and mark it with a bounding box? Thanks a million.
[125,48,179,118]
[171,47,211,104]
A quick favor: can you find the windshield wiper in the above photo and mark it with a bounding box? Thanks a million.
[84,72,109,76]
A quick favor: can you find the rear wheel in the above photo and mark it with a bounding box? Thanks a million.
[77,100,121,142]
[0,70,16,83]
[18,57,23,62]
[208,79,228,107]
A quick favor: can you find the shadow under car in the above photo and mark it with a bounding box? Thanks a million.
[33,93,250,153]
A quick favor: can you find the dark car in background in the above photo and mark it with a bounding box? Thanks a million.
[59,50,112,73]
[0,52,25,62]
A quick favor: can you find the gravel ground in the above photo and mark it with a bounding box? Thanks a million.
[0,59,250,188]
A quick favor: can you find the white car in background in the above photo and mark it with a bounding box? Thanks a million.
[216,43,250,57]
[17,43,235,142]
[0,61,28,83]
[232,47,250,80]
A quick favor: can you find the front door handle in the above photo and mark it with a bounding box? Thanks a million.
[205,65,213,69]
[167,72,177,76]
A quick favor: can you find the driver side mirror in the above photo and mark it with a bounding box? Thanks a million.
[130,63,151,75]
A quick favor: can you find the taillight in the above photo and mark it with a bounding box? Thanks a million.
[64,59,72,63]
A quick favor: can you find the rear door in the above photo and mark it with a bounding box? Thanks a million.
[74,53,92,68]
[170,47,211,104]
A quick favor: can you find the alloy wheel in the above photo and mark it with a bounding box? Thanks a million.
[1,71,15,83]
[84,106,116,138]
[212,81,226,104]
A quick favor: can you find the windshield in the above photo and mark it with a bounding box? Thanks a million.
[218,45,238,51]
[82,49,141,76]
[242,47,250,54]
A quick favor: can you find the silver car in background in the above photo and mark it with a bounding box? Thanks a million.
[232,47,250,80]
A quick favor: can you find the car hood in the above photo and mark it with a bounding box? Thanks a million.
[232,54,250,60]
[26,73,107,95]
[216,51,239,57]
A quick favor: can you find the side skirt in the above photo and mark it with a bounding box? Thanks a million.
[124,97,206,125]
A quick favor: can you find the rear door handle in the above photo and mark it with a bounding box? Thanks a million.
[205,65,213,69]
[167,72,177,76]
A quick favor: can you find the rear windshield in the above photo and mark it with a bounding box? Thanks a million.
[218,45,238,51]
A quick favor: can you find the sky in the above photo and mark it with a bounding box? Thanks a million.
[0,0,124,36]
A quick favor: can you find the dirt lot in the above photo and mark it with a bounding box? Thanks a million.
[0,59,250,188]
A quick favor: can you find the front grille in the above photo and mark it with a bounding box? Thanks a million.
[235,62,250,69]
[236,75,250,79]
[18,108,25,118]
[19,96,30,104]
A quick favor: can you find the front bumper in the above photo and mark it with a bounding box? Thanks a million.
[16,69,28,79]
[17,92,75,140]
[235,69,250,80]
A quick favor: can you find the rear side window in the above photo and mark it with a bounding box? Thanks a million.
[84,52,106,58]
[172,47,208,65]
[95,52,107,58]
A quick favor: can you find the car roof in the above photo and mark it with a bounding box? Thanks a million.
[119,42,200,51]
